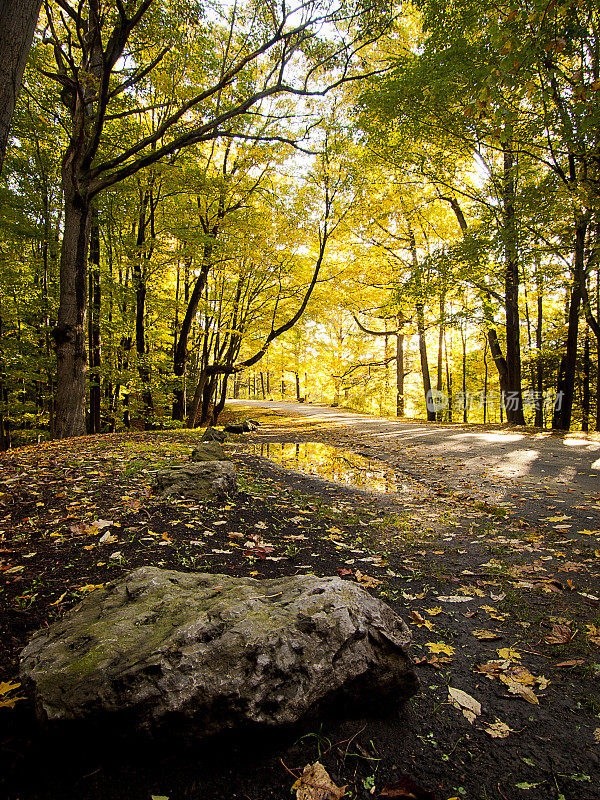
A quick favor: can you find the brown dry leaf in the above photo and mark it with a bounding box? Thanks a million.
[292,762,346,800]
[354,571,383,588]
[476,660,509,679]
[499,675,539,704]
[410,610,433,630]
[472,629,502,641]
[545,622,574,645]
[555,659,585,667]
[484,720,513,738]
[448,687,481,723]
[379,775,436,798]
[586,624,600,646]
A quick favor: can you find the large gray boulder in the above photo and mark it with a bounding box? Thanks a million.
[156,460,236,500]
[20,568,418,736]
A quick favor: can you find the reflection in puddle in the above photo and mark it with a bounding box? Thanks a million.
[246,441,398,492]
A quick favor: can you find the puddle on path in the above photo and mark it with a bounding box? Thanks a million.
[242,441,400,493]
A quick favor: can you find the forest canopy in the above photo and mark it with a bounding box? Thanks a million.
[0,0,598,446]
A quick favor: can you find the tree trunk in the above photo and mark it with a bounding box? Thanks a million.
[502,139,525,425]
[54,186,91,439]
[535,282,544,428]
[416,303,435,421]
[461,328,468,423]
[553,216,587,430]
[396,331,404,417]
[0,0,42,173]
[88,208,101,434]
[582,332,590,432]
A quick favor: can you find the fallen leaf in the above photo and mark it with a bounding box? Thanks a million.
[586,624,600,646]
[437,596,472,603]
[499,675,539,704]
[410,610,433,629]
[484,720,512,738]
[292,761,346,800]
[594,728,600,744]
[425,606,444,616]
[497,648,521,661]
[378,774,436,798]
[426,642,455,657]
[472,629,502,641]
[555,659,585,667]
[0,680,26,709]
[355,571,383,588]
[545,622,573,645]
[448,686,481,723]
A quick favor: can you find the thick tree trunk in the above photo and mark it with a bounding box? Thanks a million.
[0,0,42,173]
[54,188,91,439]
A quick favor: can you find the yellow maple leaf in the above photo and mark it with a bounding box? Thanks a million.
[0,681,21,696]
[0,681,25,709]
[426,641,456,657]
[497,648,521,661]
[425,606,444,616]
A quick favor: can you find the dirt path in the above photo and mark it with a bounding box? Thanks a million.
[230,399,600,536]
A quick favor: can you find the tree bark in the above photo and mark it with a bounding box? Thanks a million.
[553,215,587,430]
[54,184,91,439]
[502,139,525,425]
[0,0,42,173]
[416,302,435,421]
[396,331,404,417]
[88,208,101,434]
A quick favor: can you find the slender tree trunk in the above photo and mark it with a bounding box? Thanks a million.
[88,208,101,434]
[445,332,452,422]
[502,139,525,425]
[0,0,42,173]
[483,337,489,424]
[461,327,468,423]
[553,216,587,430]
[583,332,590,432]
[54,185,91,439]
[396,331,404,417]
[417,303,435,421]
[535,280,544,428]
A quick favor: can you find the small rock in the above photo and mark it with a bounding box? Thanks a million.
[202,427,226,443]
[223,420,258,433]
[190,441,226,462]
[156,461,237,501]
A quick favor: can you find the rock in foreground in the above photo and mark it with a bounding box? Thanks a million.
[156,460,236,500]
[20,568,418,736]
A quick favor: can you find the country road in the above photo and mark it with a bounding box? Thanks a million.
[228,399,600,531]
